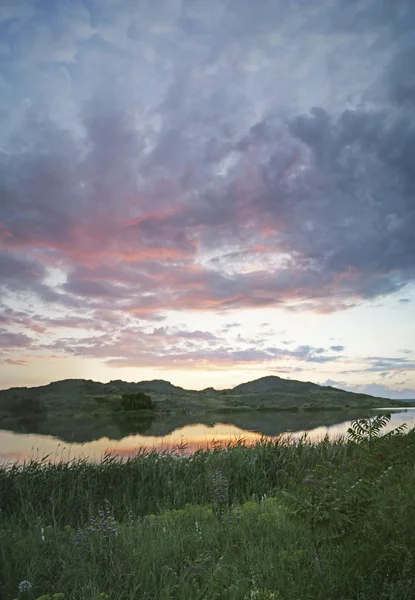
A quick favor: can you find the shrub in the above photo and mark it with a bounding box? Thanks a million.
[120,391,154,411]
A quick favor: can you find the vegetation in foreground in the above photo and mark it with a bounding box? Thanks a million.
[1,415,415,599]
[0,376,407,442]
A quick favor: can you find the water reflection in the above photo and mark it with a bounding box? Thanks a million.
[1,409,414,465]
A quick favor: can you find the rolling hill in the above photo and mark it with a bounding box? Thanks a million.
[0,375,406,442]
[232,375,338,394]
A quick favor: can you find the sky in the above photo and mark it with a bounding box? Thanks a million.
[0,0,415,398]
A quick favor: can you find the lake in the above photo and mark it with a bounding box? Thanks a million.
[1,408,414,465]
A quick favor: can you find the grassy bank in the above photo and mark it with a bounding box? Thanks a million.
[1,416,415,599]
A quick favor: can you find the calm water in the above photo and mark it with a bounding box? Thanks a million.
[0,408,414,465]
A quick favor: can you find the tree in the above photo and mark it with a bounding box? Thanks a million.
[120,391,154,411]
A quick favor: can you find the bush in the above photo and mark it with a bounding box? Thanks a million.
[120,391,154,411]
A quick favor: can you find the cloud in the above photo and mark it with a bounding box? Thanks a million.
[386,39,415,106]
[343,356,415,375]
[150,326,218,342]
[322,378,348,388]
[2,101,415,318]
[0,329,32,348]
[36,326,341,370]
[1,357,29,366]
[103,346,331,370]
[221,322,241,331]
[321,377,415,400]
[0,251,46,288]
[290,345,340,363]
[358,383,415,400]
[1,0,415,376]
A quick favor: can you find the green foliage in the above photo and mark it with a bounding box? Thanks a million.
[6,396,48,433]
[281,415,415,598]
[119,391,154,411]
[1,425,415,599]
[0,435,377,527]
[283,416,402,542]
[347,413,407,448]
[10,396,47,417]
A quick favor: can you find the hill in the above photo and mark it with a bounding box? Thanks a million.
[232,375,332,394]
[0,375,406,442]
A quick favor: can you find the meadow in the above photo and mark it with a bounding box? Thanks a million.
[1,415,414,600]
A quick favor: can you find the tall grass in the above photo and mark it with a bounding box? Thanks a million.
[0,435,352,528]
[1,422,415,599]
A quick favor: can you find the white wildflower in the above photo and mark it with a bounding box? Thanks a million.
[18,580,33,593]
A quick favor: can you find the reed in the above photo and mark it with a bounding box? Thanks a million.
[1,421,414,599]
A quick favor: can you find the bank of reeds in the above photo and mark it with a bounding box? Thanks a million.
[0,435,352,528]
[1,417,415,600]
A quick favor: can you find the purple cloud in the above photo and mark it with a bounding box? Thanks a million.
[0,329,32,348]
[0,0,414,385]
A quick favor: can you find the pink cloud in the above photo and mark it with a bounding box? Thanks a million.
[1,96,414,385]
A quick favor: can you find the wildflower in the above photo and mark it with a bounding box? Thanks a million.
[18,580,33,593]
[211,469,229,506]
[127,505,135,529]
[41,527,45,542]
[74,527,87,553]
[88,502,119,538]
